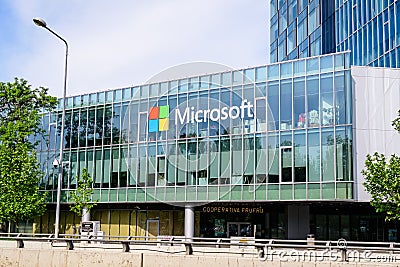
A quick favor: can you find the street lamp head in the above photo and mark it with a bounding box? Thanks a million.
[33,18,47,27]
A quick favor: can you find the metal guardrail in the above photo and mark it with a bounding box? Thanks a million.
[1,233,400,262]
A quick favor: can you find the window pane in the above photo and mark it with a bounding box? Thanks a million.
[280,80,292,130]
[294,132,306,182]
[322,130,335,181]
[268,134,279,183]
[308,131,320,182]
[268,81,279,131]
[294,77,306,129]
[307,75,320,127]
[320,74,334,126]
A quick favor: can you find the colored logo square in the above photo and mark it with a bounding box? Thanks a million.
[159,105,169,119]
[159,118,169,131]
[149,107,159,120]
[148,119,159,133]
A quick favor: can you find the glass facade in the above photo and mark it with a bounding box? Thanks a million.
[271,0,400,68]
[270,0,336,63]
[336,0,400,67]
[37,52,353,205]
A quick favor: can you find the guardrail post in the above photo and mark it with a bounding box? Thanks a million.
[326,241,332,250]
[17,239,24,248]
[66,240,74,250]
[268,239,274,251]
[122,241,130,252]
[216,238,221,248]
[340,248,347,262]
[184,243,193,255]
[256,245,264,258]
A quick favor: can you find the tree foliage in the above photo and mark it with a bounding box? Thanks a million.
[69,168,97,218]
[362,110,400,221]
[0,78,57,222]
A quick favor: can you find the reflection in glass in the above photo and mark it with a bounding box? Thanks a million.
[268,81,279,131]
[294,78,306,128]
[320,73,334,126]
[220,136,230,184]
[280,79,292,130]
[294,132,306,182]
[281,147,292,182]
[307,75,320,127]
[268,134,279,183]
[322,130,334,181]
[308,131,320,182]
[255,134,267,183]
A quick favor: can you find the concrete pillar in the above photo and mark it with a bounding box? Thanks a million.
[287,205,309,239]
[184,205,195,239]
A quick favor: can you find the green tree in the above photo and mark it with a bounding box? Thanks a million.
[362,110,400,221]
[69,168,97,221]
[0,78,57,224]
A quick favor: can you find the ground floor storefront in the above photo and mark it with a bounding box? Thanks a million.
[21,202,400,242]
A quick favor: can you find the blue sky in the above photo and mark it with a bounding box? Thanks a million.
[0,1,269,97]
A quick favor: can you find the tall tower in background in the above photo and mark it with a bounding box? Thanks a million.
[336,0,400,67]
[269,0,336,63]
[270,0,400,67]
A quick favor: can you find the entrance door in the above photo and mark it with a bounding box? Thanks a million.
[227,222,252,237]
[146,219,159,240]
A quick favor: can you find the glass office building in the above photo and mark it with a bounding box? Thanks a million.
[270,0,400,67]
[38,52,352,204]
[32,51,400,241]
[336,0,400,67]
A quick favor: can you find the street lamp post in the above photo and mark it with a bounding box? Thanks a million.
[33,18,68,238]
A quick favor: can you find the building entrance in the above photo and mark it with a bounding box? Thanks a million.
[227,222,252,237]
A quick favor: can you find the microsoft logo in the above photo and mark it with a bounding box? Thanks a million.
[148,105,169,132]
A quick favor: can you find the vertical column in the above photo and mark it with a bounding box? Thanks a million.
[184,205,194,239]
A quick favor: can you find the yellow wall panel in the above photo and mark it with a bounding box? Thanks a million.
[129,211,137,237]
[33,215,41,234]
[59,211,66,234]
[48,211,55,234]
[99,210,110,237]
[41,212,49,233]
[159,211,170,236]
[110,211,120,236]
[64,211,77,235]
[137,211,147,239]
[173,211,184,236]
[119,211,130,237]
